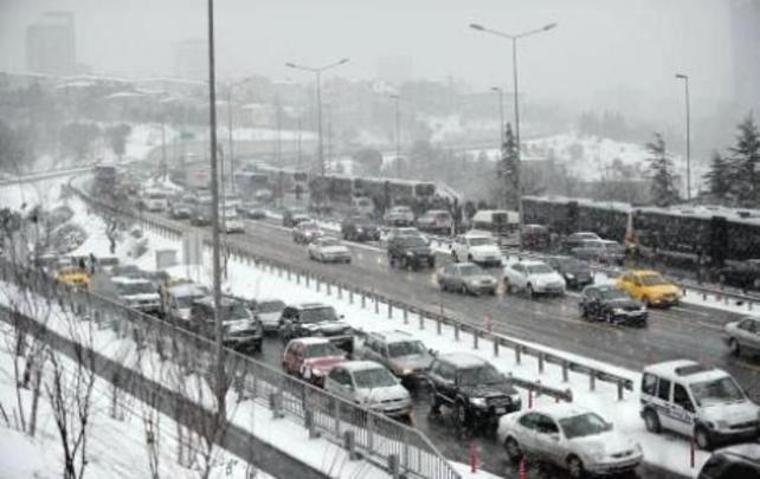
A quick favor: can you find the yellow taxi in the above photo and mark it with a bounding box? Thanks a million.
[54,267,91,290]
[616,270,681,307]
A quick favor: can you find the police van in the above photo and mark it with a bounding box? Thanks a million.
[640,359,760,450]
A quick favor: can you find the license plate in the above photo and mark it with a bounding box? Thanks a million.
[495,407,506,414]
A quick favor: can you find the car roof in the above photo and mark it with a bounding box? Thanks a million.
[111,276,151,285]
[463,231,493,239]
[524,402,596,419]
[643,360,729,383]
[716,443,760,462]
[437,352,487,368]
[194,295,246,308]
[339,360,385,372]
[167,283,208,297]
[294,302,332,310]
[516,259,548,267]
[289,337,332,346]
[629,270,661,277]
[368,330,415,343]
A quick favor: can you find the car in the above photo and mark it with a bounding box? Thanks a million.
[571,239,625,265]
[282,208,310,227]
[357,330,433,386]
[249,298,286,333]
[190,295,263,353]
[54,266,91,289]
[427,352,521,430]
[278,303,353,352]
[340,214,380,242]
[579,284,648,327]
[159,281,209,323]
[616,270,681,307]
[545,256,593,289]
[237,202,267,219]
[416,209,453,235]
[437,262,498,296]
[562,231,602,252]
[698,444,760,478]
[387,234,435,270]
[640,360,760,450]
[716,260,760,291]
[497,404,643,478]
[190,206,212,226]
[292,221,324,244]
[169,202,193,220]
[384,206,415,226]
[282,337,348,387]
[385,226,426,243]
[222,216,245,234]
[450,232,502,267]
[324,361,412,420]
[502,259,566,297]
[111,276,161,314]
[724,316,760,357]
[522,224,551,250]
[307,237,352,263]
[141,190,168,212]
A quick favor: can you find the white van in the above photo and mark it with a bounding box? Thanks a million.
[640,359,760,450]
[470,210,519,246]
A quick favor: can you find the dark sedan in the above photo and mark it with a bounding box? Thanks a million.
[717,260,760,291]
[341,214,381,242]
[545,255,593,289]
[579,284,648,327]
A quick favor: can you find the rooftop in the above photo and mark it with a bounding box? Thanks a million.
[438,352,487,368]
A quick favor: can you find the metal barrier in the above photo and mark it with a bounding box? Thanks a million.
[0,256,461,479]
[69,175,632,397]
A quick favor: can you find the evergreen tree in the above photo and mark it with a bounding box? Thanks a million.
[499,123,519,209]
[727,113,760,205]
[703,150,731,201]
[646,133,680,207]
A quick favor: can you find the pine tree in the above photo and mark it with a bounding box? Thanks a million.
[727,113,760,205]
[703,151,731,201]
[499,123,519,209]
[646,133,680,207]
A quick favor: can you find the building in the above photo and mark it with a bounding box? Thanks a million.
[174,38,206,82]
[25,11,76,75]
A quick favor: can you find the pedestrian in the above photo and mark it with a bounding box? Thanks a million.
[89,252,97,275]
[78,257,86,271]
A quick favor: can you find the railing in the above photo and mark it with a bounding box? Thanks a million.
[69,175,632,400]
[0,256,462,479]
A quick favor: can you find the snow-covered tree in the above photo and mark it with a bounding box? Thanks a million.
[727,113,760,205]
[703,150,731,201]
[646,133,679,207]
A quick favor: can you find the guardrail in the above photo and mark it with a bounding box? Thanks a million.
[0,164,96,187]
[0,256,462,479]
[69,175,634,401]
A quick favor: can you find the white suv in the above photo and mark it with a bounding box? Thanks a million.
[450,232,502,267]
[640,359,760,450]
[502,259,566,297]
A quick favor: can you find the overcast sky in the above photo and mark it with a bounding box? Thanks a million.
[0,0,745,109]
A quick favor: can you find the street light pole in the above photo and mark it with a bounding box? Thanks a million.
[285,58,349,176]
[470,22,557,246]
[675,73,691,201]
[390,94,401,177]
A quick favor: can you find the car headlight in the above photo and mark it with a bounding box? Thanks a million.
[406,251,414,256]
[402,368,413,376]
[612,307,625,315]
[470,397,487,408]
[356,227,363,233]
[565,273,575,279]
[510,393,522,405]
[715,420,729,430]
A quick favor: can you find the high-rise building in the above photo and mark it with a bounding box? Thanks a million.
[25,11,76,75]
[174,38,206,81]
[731,0,760,110]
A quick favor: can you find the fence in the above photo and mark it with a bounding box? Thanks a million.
[0,255,461,479]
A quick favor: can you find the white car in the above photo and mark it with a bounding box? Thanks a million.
[498,404,643,478]
[384,206,415,226]
[324,361,412,419]
[308,238,352,263]
[111,276,161,313]
[450,232,503,267]
[502,259,566,296]
[223,217,245,234]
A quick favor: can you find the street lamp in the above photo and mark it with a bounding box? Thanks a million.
[675,73,691,201]
[285,58,349,176]
[390,94,401,177]
[490,86,505,147]
[470,21,557,245]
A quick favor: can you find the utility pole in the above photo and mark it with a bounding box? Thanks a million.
[675,73,691,201]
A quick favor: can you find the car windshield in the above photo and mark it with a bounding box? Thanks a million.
[573,233,599,240]
[258,300,285,313]
[116,281,154,295]
[458,365,502,386]
[387,340,426,357]
[300,307,338,323]
[559,413,612,439]
[558,258,586,270]
[468,237,494,247]
[353,367,397,388]
[526,264,553,275]
[304,342,343,358]
[639,273,667,286]
[689,377,746,406]
[597,288,629,301]
[459,264,484,276]
[219,303,251,322]
[401,237,427,248]
[320,239,341,247]
[302,223,319,231]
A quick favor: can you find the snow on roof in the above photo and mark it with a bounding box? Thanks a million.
[167,283,208,297]
[111,276,152,285]
[289,337,332,346]
[529,402,596,419]
[341,360,386,372]
[643,360,730,383]
[438,352,487,368]
[369,330,413,343]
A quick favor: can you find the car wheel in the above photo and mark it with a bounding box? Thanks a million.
[567,455,586,479]
[642,296,651,307]
[643,409,661,433]
[604,311,614,324]
[504,278,512,294]
[429,391,441,415]
[467,254,473,262]
[504,437,522,463]
[579,304,588,320]
[454,402,468,427]
[729,337,741,356]
[460,284,468,295]
[695,426,713,450]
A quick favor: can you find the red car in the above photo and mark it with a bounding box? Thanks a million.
[282,337,347,386]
